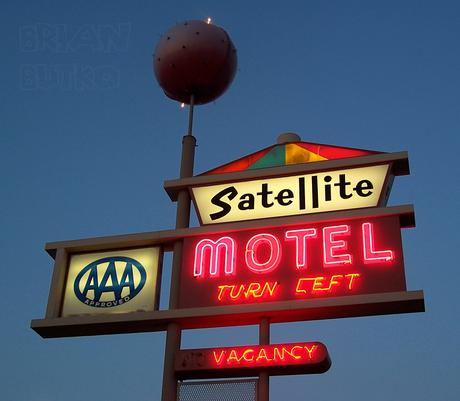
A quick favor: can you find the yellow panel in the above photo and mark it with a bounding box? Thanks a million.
[286,144,327,164]
[193,164,390,225]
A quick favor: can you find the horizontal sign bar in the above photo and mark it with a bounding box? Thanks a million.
[44,205,414,258]
[175,342,331,379]
[31,290,424,338]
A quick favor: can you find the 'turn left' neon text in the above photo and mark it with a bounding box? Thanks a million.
[217,281,278,302]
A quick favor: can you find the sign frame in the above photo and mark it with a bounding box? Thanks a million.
[31,205,424,339]
[32,290,424,338]
[43,246,164,321]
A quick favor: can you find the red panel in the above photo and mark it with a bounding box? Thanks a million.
[179,215,406,309]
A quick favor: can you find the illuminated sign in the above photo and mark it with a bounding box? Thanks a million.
[179,215,406,308]
[61,247,161,317]
[191,164,390,224]
[175,342,331,378]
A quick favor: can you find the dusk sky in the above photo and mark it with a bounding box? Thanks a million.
[1,1,459,400]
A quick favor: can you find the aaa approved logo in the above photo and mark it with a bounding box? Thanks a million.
[74,256,147,308]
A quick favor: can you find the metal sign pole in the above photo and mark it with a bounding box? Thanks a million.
[161,96,196,401]
[258,318,270,401]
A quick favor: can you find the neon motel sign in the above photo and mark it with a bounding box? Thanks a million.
[179,215,407,308]
[175,342,331,378]
[31,145,424,340]
[191,164,391,224]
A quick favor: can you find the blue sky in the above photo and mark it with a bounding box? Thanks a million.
[1,1,459,400]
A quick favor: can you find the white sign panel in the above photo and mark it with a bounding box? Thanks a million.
[192,164,390,225]
[61,247,161,317]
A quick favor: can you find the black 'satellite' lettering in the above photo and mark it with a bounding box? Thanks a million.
[299,177,306,210]
[257,183,274,208]
[324,175,332,201]
[210,186,238,220]
[238,193,255,210]
[311,175,319,208]
[354,179,373,197]
[275,189,294,206]
[335,174,352,199]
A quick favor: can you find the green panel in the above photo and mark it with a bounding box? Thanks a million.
[248,145,286,170]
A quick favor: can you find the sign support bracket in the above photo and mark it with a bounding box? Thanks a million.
[45,248,68,319]
[259,318,270,401]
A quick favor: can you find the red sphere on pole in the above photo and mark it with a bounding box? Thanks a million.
[154,20,237,105]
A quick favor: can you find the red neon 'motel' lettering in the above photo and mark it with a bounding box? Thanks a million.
[194,237,236,278]
[285,228,317,270]
[182,216,403,309]
[192,222,395,279]
[245,233,281,274]
[362,222,394,263]
[323,225,352,266]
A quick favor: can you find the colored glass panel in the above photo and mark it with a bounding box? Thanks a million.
[248,145,286,170]
[285,143,326,164]
[296,142,378,160]
[203,146,274,175]
[202,142,382,176]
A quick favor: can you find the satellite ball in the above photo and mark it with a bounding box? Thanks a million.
[154,20,237,105]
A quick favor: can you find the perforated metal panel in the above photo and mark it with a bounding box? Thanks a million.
[177,378,258,401]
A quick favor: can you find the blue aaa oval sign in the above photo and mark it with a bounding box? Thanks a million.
[74,256,147,308]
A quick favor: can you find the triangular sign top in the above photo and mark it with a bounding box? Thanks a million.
[202,141,382,175]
